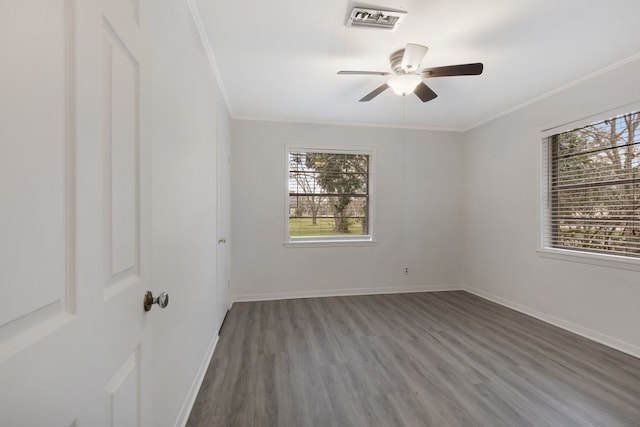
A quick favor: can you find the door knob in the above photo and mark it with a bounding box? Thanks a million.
[144,291,169,312]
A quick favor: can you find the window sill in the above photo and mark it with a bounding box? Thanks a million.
[537,248,640,272]
[284,238,376,248]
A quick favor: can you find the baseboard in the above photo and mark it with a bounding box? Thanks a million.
[463,286,640,359]
[174,333,219,427]
[231,284,464,303]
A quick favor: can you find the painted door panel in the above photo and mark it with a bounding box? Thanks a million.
[0,0,152,424]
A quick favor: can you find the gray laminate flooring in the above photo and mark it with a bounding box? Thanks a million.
[186,291,640,427]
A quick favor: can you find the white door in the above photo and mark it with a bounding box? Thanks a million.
[216,126,231,329]
[0,0,155,425]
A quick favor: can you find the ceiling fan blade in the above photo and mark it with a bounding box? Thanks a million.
[359,83,389,102]
[421,63,484,78]
[338,70,391,76]
[401,43,428,71]
[413,82,438,102]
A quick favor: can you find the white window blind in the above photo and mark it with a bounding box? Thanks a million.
[543,111,640,258]
[288,149,371,241]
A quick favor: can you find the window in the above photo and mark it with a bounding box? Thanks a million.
[542,110,640,259]
[287,148,373,244]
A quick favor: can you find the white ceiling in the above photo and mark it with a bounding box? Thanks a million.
[193,0,640,131]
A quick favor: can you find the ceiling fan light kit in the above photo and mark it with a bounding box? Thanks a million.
[388,74,422,96]
[338,43,484,102]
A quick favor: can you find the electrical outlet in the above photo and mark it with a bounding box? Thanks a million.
[404,267,409,275]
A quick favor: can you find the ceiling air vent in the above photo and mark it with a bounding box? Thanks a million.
[346,7,407,31]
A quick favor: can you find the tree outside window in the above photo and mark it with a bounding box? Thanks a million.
[288,149,371,240]
[548,111,640,257]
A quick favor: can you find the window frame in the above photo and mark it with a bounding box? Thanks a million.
[284,145,376,247]
[538,102,640,271]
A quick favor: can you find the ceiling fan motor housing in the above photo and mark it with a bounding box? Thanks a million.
[391,44,429,74]
[390,49,408,74]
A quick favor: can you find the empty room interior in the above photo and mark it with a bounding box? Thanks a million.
[2,0,640,426]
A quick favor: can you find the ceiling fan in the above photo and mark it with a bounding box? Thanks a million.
[338,43,483,102]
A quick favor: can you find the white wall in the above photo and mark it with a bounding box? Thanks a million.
[462,55,640,356]
[151,0,230,425]
[231,120,464,300]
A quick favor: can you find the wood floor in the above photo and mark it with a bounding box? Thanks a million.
[186,291,640,427]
